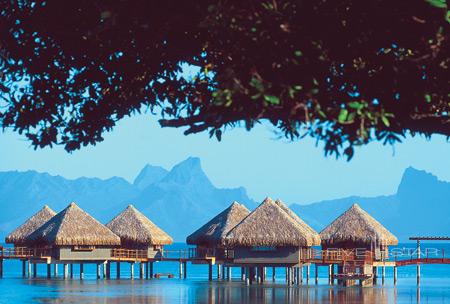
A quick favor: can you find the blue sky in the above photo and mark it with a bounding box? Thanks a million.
[1,113,450,204]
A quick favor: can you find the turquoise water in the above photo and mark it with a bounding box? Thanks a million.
[1,243,449,303]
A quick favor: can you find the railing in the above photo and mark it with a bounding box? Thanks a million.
[111,248,148,259]
[311,248,376,263]
[0,247,51,258]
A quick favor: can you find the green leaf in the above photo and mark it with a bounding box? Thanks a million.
[426,0,447,9]
[381,116,390,127]
[264,95,280,105]
[425,94,432,103]
[348,101,364,110]
[294,50,303,57]
[446,10,450,23]
[338,109,348,123]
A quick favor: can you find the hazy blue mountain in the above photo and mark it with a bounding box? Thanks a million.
[0,157,256,242]
[291,167,450,241]
[133,165,168,190]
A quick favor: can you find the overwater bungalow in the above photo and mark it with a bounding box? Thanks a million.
[106,205,173,259]
[26,202,121,261]
[224,197,321,266]
[5,205,56,248]
[186,201,250,261]
[320,203,398,260]
[319,203,398,286]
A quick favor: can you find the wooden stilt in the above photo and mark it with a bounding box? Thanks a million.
[103,262,107,279]
[140,262,145,279]
[382,266,386,285]
[331,264,335,285]
[21,260,26,277]
[70,264,73,279]
[227,265,231,281]
[33,263,37,278]
[217,264,221,279]
[306,264,310,283]
[299,265,304,285]
[28,260,32,278]
[0,259,3,278]
[272,267,276,282]
[80,263,84,280]
[208,262,213,281]
[417,240,421,285]
[117,262,121,279]
[222,265,226,280]
[245,267,250,285]
[47,264,51,279]
[130,262,135,280]
[106,262,111,279]
[315,264,318,284]
[393,266,397,285]
[183,261,187,279]
[63,264,68,279]
[241,267,245,281]
[96,263,101,279]
[373,266,377,284]
[54,264,58,277]
[145,262,149,279]
[149,262,154,279]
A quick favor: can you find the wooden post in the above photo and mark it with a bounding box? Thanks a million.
[47,264,51,279]
[300,265,304,284]
[63,264,68,279]
[372,266,377,284]
[183,261,187,279]
[0,259,3,278]
[272,267,276,282]
[22,260,27,277]
[305,264,310,283]
[393,266,397,285]
[382,266,386,285]
[417,240,421,285]
[222,266,226,280]
[33,263,37,278]
[217,264,221,279]
[106,262,111,279]
[103,262,107,278]
[330,264,335,285]
[149,262,154,279]
[227,265,231,281]
[328,264,332,284]
[208,261,213,281]
[80,263,84,280]
[117,262,121,279]
[130,262,135,280]
[287,267,292,285]
[315,264,318,284]
[245,267,250,285]
[145,262,149,279]
[179,261,183,279]
[28,260,32,278]
[70,264,74,279]
[140,262,145,279]
[241,267,245,281]
[54,264,58,277]
[96,263,101,279]
[285,267,288,282]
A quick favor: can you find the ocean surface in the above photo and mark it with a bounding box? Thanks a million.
[0,243,449,303]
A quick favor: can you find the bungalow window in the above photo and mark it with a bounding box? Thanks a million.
[251,246,276,251]
[72,245,95,252]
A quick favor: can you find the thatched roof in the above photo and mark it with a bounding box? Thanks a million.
[225,197,321,247]
[186,202,250,246]
[27,202,121,246]
[274,199,321,246]
[106,205,173,246]
[320,203,398,246]
[5,205,56,245]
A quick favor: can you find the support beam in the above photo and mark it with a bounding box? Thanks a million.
[96,263,101,279]
[54,264,58,278]
[393,266,398,285]
[140,262,145,279]
[372,266,377,284]
[183,261,187,279]
[227,265,231,281]
[47,264,51,279]
[328,264,332,284]
[145,262,149,280]
[241,267,245,281]
[149,262,154,279]
[106,262,111,279]
[33,263,37,278]
[28,260,32,278]
[80,263,84,280]
[70,264,73,279]
[306,264,310,283]
[117,262,121,279]
[22,260,27,277]
[179,261,183,279]
[382,266,386,285]
[63,264,68,279]
[103,262,107,279]
[315,264,318,284]
[272,267,276,282]
[222,266,226,280]
[208,262,213,281]
[0,259,3,278]
[245,267,250,285]
[217,264,221,279]
[130,262,135,280]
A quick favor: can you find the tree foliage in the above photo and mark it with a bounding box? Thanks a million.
[0,0,448,158]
